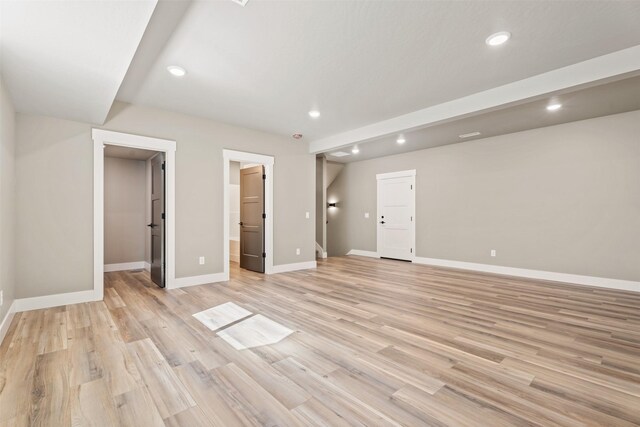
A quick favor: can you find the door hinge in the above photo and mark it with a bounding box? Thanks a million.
[410,248,413,253]
[262,213,266,219]
[161,213,165,220]
[262,174,266,180]
[262,252,266,258]
[162,162,165,171]
[410,216,413,221]
[410,184,413,190]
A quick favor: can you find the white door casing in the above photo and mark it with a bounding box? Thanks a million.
[223,149,274,278]
[93,129,177,299]
[376,170,416,261]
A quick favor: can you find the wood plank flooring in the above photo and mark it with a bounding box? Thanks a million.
[1,256,639,426]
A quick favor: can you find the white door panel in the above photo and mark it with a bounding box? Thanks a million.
[377,172,415,261]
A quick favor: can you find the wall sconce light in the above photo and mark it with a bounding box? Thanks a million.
[328,202,337,208]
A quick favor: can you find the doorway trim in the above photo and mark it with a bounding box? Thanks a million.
[92,129,177,299]
[223,149,274,279]
[376,169,416,261]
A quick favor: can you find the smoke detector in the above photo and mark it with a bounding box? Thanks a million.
[230,0,249,6]
[292,133,303,140]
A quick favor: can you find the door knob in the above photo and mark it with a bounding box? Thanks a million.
[147,223,155,228]
[380,221,385,224]
[239,222,244,226]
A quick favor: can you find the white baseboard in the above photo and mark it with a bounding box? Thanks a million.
[0,301,16,346]
[144,261,151,272]
[347,249,379,258]
[13,289,99,312]
[270,261,317,274]
[104,261,146,272]
[346,249,639,293]
[173,272,228,289]
[413,256,640,293]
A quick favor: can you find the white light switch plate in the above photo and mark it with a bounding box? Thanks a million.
[199,256,205,265]
[305,211,310,219]
[364,212,369,218]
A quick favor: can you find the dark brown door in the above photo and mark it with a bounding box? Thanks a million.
[240,165,265,273]
[149,153,165,287]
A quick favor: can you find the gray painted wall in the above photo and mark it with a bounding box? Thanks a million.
[328,110,640,282]
[0,78,16,321]
[104,157,146,265]
[15,102,315,299]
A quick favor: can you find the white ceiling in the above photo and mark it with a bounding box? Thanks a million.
[326,75,640,163]
[2,0,640,157]
[0,0,157,124]
[118,0,640,142]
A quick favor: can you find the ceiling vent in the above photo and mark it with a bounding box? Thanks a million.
[329,151,350,157]
[230,0,249,6]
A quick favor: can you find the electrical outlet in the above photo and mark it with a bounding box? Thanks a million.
[490,249,496,257]
[199,256,205,265]
[296,248,300,255]
[305,211,310,219]
[364,212,369,218]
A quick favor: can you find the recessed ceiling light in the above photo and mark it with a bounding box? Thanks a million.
[459,131,481,139]
[292,133,303,139]
[396,136,406,144]
[329,151,350,157]
[167,65,186,77]
[308,110,320,119]
[352,146,360,154]
[485,31,511,46]
[546,103,562,112]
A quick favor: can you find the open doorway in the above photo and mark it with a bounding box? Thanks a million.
[103,147,164,286]
[229,161,266,273]
[223,150,274,279]
[93,129,176,300]
[316,155,344,259]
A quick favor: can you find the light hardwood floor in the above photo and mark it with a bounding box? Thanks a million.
[1,256,639,426]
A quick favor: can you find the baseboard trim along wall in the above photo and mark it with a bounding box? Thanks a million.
[347,250,640,293]
[413,257,640,293]
[0,301,16,345]
[144,262,151,271]
[270,261,317,274]
[173,272,228,289]
[6,260,318,320]
[104,261,147,272]
[347,249,379,258]
[13,289,100,313]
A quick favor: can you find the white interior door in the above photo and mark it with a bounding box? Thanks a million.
[377,171,415,261]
